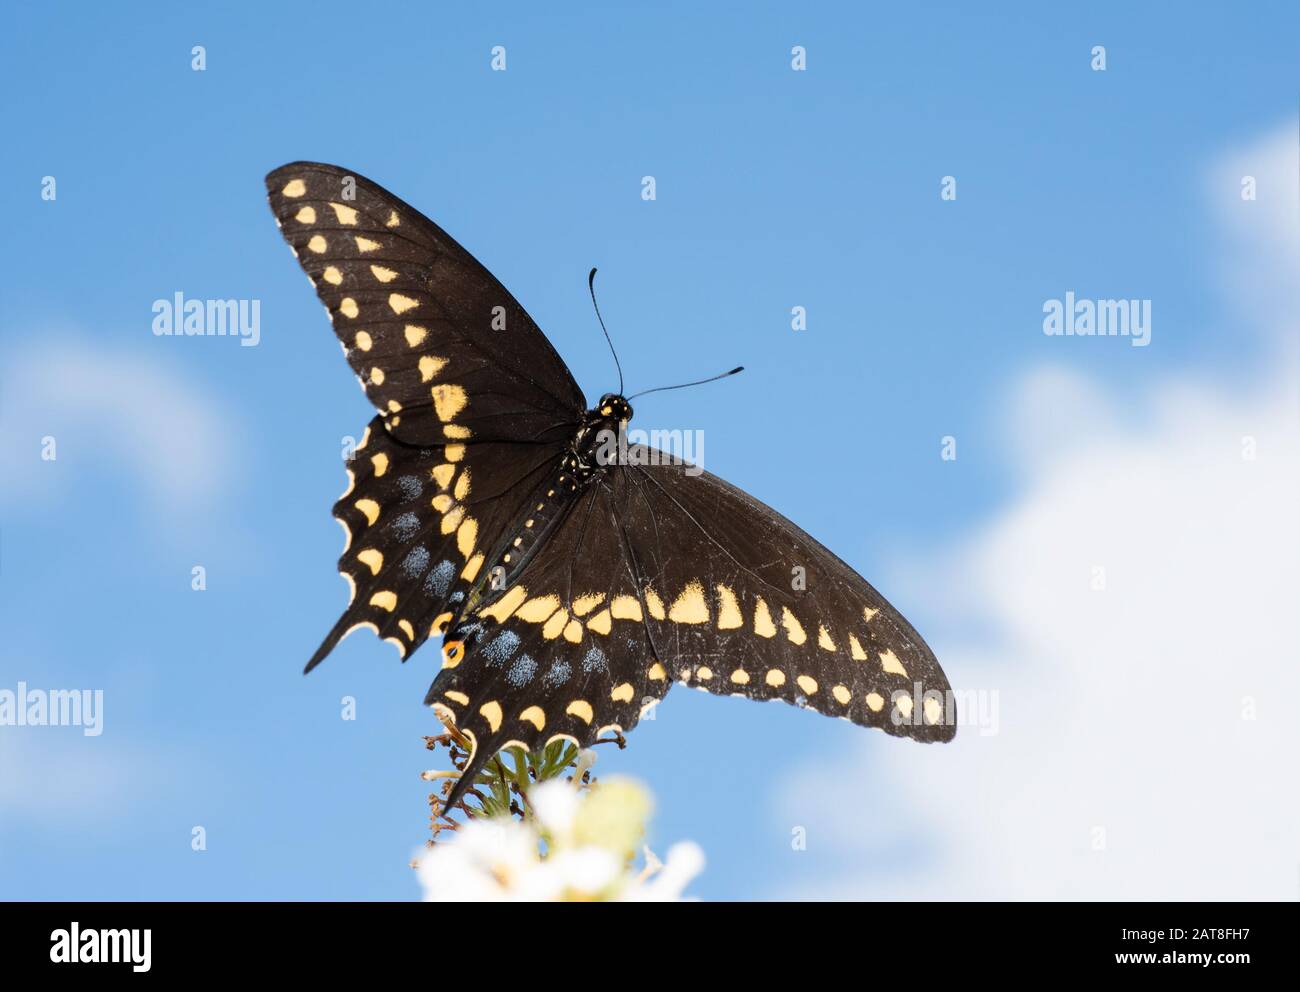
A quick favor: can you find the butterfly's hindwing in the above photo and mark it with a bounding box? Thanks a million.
[307,415,567,670]
[611,451,955,742]
[265,162,585,447]
[426,479,672,809]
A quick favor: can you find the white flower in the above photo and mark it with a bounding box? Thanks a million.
[415,773,704,901]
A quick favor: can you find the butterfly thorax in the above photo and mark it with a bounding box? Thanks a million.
[566,393,634,479]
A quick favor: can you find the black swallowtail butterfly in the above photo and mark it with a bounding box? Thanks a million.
[266,162,955,810]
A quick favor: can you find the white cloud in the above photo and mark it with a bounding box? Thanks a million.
[777,122,1300,900]
[0,338,239,513]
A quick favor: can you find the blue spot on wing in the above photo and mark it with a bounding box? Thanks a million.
[543,660,573,689]
[423,559,456,598]
[400,546,431,579]
[397,475,423,500]
[581,646,608,675]
[390,511,421,541]
[483,630,521,667]
[506,654,538,687]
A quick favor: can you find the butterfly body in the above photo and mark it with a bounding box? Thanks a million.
[265,161,955,813]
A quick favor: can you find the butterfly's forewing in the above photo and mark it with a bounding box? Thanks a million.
[265,162,585,446]
[426,479,672,809]
[307,415,567,669]
[614,450,955,742]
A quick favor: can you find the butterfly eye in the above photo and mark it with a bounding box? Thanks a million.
[442,640,465,666]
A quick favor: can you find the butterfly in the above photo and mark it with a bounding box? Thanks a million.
[265,161,955,811]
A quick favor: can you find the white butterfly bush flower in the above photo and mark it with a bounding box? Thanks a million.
[416,757,704,902]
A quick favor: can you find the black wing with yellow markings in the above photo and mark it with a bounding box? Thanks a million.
[265,162,585,446]
[267,161,953,816]
[425,451,954,809]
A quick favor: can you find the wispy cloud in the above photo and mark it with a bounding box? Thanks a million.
[0,337,240,514]
[776,121,1300,900]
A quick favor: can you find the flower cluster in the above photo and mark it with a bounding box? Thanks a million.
[415,761,704,901]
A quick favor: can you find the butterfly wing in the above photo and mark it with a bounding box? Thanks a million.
[615,450,956,741]
[265,162,585,445]
[307,415,567,670]
[266,162,587,669]
[426,478,673,810]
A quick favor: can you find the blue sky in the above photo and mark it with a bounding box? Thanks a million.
[2,2,1297,900]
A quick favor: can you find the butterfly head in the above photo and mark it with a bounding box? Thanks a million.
[595,393,634,425]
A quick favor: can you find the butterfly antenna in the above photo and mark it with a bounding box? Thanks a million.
[588,268,624,396]
[628,366,744,401]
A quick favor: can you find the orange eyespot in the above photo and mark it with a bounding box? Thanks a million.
[430,612,453,636]
[442,640,465,666]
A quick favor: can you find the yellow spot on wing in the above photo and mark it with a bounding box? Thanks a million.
[480,586,528,622]
[849,634,867,661]
[832,684,852,704]
[865,691,884,712]
[432,464,455,488]
[456,517,477,557]
[562,619,583,643]
[766,669,786,687]
[668,581,709,624]
[730,668,750,685]
[322,266,342,285]
[453,470,471,501]
[419,355,447,382]
[572,593,605,617]
[369,453,389,478]
[610,595,642,621]
[586,609,612,634]
[479,701,503,733]
[282,179,306,197]
[896,696,914,719]
[880,649,908,677]
[369,590,397,612]
[520,706,545,731]
[610,683,634,703]
[294,206,316,223]
[369,367,385,385]
[431,494,453,513]
[388,293,418,313]
[644,588,666,620]
[356,548,383,575]
[863,606,879,622]
[542,609,569,640]
[385,210,400,227]
[781,607,807,645]
[404,325,428,348]
[444,424,472,439]
[339,298,358,319]
[461,553,483,582]
[796,675,818,694]
[445,444,465,462]
[307,235,327,253]
[715,584,743,629]
[355,236,380,252]
[354,331,372,351]
[924,697,943,724]
[516,594,561,623]
[440,505,465,535]
[647,662,666,681]
[753,598,776,637]
[372,265,398,283]
[398,619,414,640]
[697,666,714,680]
[566,700,594,724]
[329,202,359,225]
[444,691,469,706]
[817,625,836,652]
[355,499,380,525]
[431,384,468,421]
